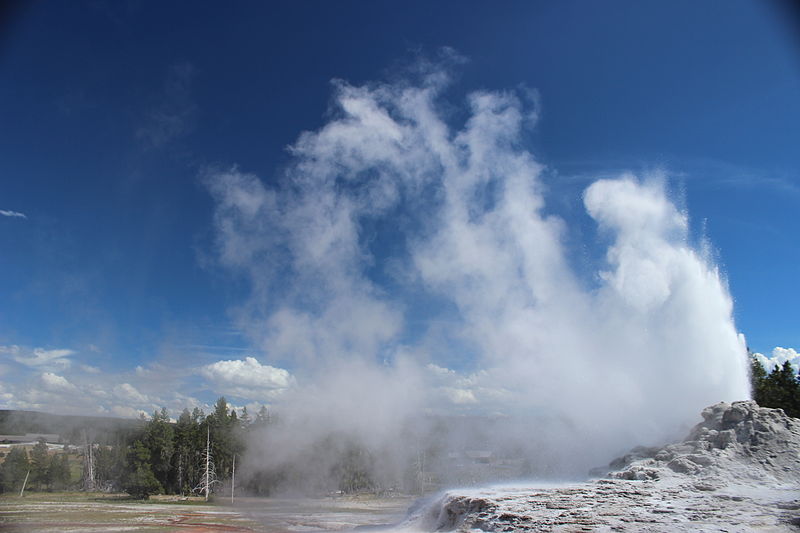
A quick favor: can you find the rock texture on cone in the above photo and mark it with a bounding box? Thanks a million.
[404,401,800,532]
[609,400,800,484]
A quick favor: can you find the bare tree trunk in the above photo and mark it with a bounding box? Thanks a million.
[231,454,235,504]
[178,454,183,496]
[417,447,426,497]
[83,430,95,491]
[19,470,29,497]
[205,427,210,502]
[193,426,218,500]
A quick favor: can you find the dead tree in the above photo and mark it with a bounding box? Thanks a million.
[82,430,96,491]
[193,427,219,501]
[230,454,236,504]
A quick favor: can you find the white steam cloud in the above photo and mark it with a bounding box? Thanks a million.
[205,59,750,481]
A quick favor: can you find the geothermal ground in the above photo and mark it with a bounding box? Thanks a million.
[2,402,797,532]
[401,479,798,532]
[403,401,800,532]
[0,492,414,532]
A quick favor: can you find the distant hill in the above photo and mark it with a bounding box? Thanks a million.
[0,410,143,445]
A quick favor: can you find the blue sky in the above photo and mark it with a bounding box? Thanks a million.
[1,1,798,417]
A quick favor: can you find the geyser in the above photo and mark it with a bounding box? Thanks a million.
[205,57,751,490]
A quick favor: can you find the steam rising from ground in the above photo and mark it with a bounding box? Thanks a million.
[205,59,750,487]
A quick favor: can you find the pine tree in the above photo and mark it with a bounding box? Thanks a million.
[240,406,251,429]
[0,447,30,494]
[174,408,196,495]
[750,354,768,400]
[48,453,72,491]
[30,438,51,491]
[144,408,175,492]
[751,355,800,418]
[255,406,270,427]
[764,361,800,418]
[209,398,234,479]
[122,440,161,499]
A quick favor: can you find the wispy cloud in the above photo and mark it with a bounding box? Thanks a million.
[136,62,196,149]
[682,157,800,195]
[552,155,800,198]
[1,345,74,370]
[0,209,26,219]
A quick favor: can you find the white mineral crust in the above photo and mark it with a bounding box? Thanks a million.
[399,401,800,532]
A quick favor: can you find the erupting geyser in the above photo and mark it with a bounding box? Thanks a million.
[206,58,751,488]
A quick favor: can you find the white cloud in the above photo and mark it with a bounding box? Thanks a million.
[1,345,74,369]
[423,364,505,409]
[39,372,78,393]
[754,347,800,373]
[0,383,14,404]
[80,364,101,374]
[0,209,26,219]
[200,357,293,400]
[443,387,478,405]
[113,383,150,404]
[0,349,178,416]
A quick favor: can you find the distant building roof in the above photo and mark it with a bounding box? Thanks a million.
[0,433,61,443]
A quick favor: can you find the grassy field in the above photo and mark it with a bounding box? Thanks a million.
[0,492,265,532]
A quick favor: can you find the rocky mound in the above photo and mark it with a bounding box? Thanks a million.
[401,401,800,532]
[607,400,800,485]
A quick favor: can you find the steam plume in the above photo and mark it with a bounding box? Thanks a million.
[205,59,750,483]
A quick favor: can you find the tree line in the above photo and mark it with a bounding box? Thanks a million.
[0,439,72,494]
[2,358,798,499]
[750,353,800,418]
[0,397,266,499]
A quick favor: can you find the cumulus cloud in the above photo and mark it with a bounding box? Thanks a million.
[1,345,74,369]
[0,343,221,417]
[207,57,750,475]
[754,347,800,373]
[112,383,151,405]
[0,209,26,219]
[39,372,79,393]
[200,357,293,400]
